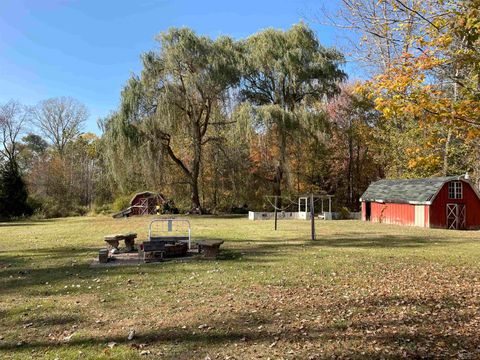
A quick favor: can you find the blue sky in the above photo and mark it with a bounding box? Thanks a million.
[0,0,349,134]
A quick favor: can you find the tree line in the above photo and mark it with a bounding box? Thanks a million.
[0,97,108,218]
[1,0,478,218]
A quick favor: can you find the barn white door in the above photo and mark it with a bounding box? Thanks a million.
[446,204,466,230]
[414,205,425,227]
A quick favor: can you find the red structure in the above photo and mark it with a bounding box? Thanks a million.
[360,175,480,229]
[130,191,166,216]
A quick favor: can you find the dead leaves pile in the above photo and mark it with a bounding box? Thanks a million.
[163,262,480,359]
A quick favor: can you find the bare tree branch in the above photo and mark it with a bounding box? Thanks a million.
[29,97,88,155]
[0,100,27,166]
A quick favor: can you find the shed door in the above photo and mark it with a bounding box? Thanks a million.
[414,205,425,227]
[446,204,466,230]
[365,202,371,221]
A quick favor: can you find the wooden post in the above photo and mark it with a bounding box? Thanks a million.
[274,196,278,231]
[310,194,315,240]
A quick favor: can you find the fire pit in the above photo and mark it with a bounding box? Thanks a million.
[140,240,188,262]
[138,219,191,262]
[164,242,188,257]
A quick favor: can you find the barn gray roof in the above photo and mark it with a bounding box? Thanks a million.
[360,176,466,204]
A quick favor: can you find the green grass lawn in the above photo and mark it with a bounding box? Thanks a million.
[1,216,480,359]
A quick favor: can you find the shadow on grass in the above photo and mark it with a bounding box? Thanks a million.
[0,222,41,227]
[0,246,98,274]
[0,252,29,268]
[234,233,463,251]
[0,218,60,227]
[0,244,281,294]
[318,231,456,247]
[1,295,478,359]
[195,231,453,257]
[9,233,453,268]
[38,314,83,327]
[189,214,248,219]
[216,248,243,261]
[13,246,98,259]
[0,230,464,295]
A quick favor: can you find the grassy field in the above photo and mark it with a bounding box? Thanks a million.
[1,216,480,359]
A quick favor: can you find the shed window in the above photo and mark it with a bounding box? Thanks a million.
[448,181,463,199]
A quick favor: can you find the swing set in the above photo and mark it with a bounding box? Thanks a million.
[263,194,334,240]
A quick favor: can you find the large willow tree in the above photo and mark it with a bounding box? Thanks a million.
[104,28,240,211]
[240,23,346,197]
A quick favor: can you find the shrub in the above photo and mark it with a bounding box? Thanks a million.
[339,207,351,220]
[29,197,89,219]
[93,203,112,215]
[72,206,88,216]
[112,195,132,212]
[162,200,179,214]
[27,196,43,214]
[230,204,249,214]
[34,197,64,218]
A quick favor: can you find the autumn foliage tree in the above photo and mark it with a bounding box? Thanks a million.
[325,85,382,209]
[351,0,480,179]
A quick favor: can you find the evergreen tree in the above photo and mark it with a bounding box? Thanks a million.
[0,161,31,218]
[0,100,31,218]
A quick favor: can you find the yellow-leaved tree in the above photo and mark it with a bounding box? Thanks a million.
[360,0,480,178]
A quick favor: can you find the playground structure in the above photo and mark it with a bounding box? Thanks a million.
[297,195,333,220]
[247,194,336,240]
[248,194,335,221]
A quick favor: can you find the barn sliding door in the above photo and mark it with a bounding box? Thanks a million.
[446,204,466,230]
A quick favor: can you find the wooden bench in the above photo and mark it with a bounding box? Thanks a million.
[104,233,137,252]
[197,240,224,259]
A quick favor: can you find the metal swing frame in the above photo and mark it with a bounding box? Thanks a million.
[148,218,192,249]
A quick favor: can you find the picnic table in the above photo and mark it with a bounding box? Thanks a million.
[104,233,137,252]
[197,240,224,259]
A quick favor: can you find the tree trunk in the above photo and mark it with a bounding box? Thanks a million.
[273,167,283,197]
[273,128,286,201]
[443,67,459,177]
[190,177,202,212]
[190,122,203,212]
[163,133,203,212]
[347,126,354,209]
[355,143,362,211]
[443,127,452,177]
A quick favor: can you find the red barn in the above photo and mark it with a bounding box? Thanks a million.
[129,191,166,216]
[360,175,480,229]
